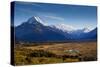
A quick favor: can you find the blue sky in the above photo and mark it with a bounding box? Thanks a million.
[13,1,97,29]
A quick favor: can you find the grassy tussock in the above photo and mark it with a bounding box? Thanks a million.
[14,41,97,65]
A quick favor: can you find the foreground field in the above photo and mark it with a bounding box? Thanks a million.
[14,41,97,65]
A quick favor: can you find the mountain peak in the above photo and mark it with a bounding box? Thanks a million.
[27,16,37,24]
[27,16,44,25]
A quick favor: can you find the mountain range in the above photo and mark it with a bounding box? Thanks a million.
[15,16,97,42]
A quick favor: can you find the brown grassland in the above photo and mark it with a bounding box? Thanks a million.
[14,41,97,65]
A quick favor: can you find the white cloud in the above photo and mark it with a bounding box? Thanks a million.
[44,15,64,21]
[31,3,43,7]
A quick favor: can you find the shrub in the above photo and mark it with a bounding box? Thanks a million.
[28,50,56,57]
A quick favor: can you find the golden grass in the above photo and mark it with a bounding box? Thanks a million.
[14,41,97,65]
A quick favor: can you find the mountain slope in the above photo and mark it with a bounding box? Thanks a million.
[15,16,97,42]
[15,16,67,42]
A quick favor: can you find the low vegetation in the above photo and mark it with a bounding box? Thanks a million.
[14,41,97,65]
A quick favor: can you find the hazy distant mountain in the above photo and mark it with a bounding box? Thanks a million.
[49,23,97,40]
[15,16,97,42]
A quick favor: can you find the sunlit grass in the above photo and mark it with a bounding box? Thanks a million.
[14,41,97,65]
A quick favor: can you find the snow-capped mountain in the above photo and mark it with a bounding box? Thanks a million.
[81,28,91,33]
[26,16,91,34]
[49,24,92,34]
[15,16,97,42]
[27,16,44,24]
[15,16,67,42]
[50,24,76,33]
[34,16,45,25]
